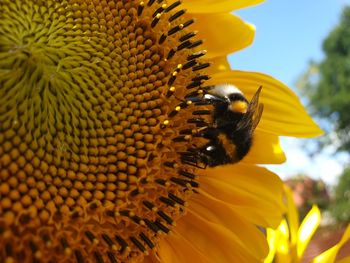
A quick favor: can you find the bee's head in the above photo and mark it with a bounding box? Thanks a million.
[207,84,248,114]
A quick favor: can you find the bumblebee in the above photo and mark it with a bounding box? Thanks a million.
[195,85,263,167]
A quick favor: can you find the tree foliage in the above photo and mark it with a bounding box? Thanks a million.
[299,6,350,152]
[330,167,350,223]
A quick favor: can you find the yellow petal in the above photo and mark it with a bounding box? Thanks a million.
[284,185,300,246]
[265,220,293,263]
[143,253,160,263]
[242,130,286,164]
[265,228,278,263]
[208,71,324,137]
[297,205,321,259]
[199,164,284,228]
[274,220,293,263]
[175,210,263,263]
[192,13,255,58]
[183,0,264,13]
[157,232,210,263]
[313,224,350,263]
[190,190,269,259]
[205,56,231,75]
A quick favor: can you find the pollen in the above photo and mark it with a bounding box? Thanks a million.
[230,101,248,114]
[0,0,211,262]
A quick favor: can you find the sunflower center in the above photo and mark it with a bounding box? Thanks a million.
[0,0,210,262]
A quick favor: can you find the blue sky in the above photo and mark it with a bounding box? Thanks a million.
[229,0,350,184]
[232,0,348,86]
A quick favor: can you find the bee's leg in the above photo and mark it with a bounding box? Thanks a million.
[192,110,211,115]
[187,117,209,127]
[197,127,219,139]
[191,144,215,167]
[186,87,227,105]
[186,94,224,106]
[178,143,217,168]
[198,142,229,167]
[178,149,207,169]
[185,96,203,103]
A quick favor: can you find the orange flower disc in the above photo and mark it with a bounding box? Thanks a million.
[0,0,211,262]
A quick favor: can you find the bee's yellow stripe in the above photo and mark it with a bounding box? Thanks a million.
[218,133,237,162]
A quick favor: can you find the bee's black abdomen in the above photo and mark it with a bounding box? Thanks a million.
[232,133,252,161]
[197,130,253,167]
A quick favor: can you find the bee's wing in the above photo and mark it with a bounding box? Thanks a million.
[252,103,264,130]
[236,87,263,133]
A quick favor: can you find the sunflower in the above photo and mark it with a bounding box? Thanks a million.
[265,185,350,263]
[0,0,321,262]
